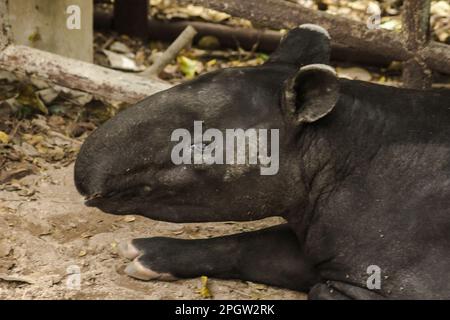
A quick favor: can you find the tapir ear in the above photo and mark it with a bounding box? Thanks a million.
[282,64,340,125]
[267,24,331,67]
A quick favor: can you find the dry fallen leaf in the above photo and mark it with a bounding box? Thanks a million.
[37,88,59,105]
[254,284,268,291]
[178,56,203,79]
[81,232,92,239]
[0,165,35,184]
[18,188,36,197]
[102,49,144,72]
[17,84,48,114]
[0,241,12,257]
[0,131,9,144]
[109,41,132,54]
[123,215,136,223]
[199,275,213,299]
[0,274,34,285]
[337,66,372,81]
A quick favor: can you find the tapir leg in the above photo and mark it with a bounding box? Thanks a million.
[308,281,385,300]
[118,224,319,291]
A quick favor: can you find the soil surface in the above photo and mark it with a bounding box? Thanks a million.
[0,164,306,300]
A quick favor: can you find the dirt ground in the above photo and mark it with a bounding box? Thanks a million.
[0,164,306,300]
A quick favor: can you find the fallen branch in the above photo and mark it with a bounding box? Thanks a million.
[175,0,450,75]
[0,165,35,184]
[0,274,34,285]
[0,45,172,104]
[94,10,393,66]
[0,0,170,104]
[422,42,450,76]
[141,25,197,78]
[95,10,282,53]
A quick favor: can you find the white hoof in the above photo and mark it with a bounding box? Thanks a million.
[117,240,140,260]
[124,260,177,281]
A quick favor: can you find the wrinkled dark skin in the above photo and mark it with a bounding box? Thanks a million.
[75,25,450,299]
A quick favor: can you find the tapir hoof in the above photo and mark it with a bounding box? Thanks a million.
[124,260,177,281]
[118,240,141,260]
[118,239,177,281]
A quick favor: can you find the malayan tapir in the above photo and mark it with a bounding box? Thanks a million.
[74,24,450,299]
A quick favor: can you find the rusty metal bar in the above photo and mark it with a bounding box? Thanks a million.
[401,0,433,89]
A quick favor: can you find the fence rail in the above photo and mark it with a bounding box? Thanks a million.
[175,0,450,89]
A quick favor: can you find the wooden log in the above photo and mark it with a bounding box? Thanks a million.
[1,1,169,104]
[94,10,282,53]
[147,19,280,54]
[176,0,407,59]
[0,44,172,104]
[94,10,394,67]
[422,42,450,76]
[175,0,450,75]
[401,0,432,89]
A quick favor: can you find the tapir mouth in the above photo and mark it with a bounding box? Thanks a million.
[84,195,105,207]
[84,188,138,207]
[83,185,165,207]
[83,189,215,222]
[84,193,102,201]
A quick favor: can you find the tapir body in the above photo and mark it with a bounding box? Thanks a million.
[74,25,450,299]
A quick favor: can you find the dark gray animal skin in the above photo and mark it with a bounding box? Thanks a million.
[74,25,450,299]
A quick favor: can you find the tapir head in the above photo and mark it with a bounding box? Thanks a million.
[74,24,340,223]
